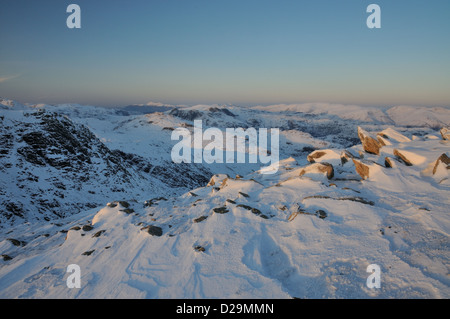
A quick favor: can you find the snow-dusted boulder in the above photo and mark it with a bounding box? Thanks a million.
[376,134,391,146]
[358,127,382,155]
[433,153,450,175]
[384,157,396,168]
[340,149,358,165]
[393,149,427,166]
[299,162,334,180]
[141,225,163,237]
[307,149,341,166]
[352,159,370,180]
[206,174,229,187]
[377,128,411,144]
[307,150,326,163]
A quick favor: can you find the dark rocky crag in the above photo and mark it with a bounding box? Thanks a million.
[0,109,210,226]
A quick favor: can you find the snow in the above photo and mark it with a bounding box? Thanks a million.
[307,149,342,166]
[255,103,450,129]
[253,103,393,124]
[387,106,450,129]
[378,128,411,143]
[0,98,449,299]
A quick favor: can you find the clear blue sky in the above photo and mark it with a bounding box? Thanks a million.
[1,0,449,107]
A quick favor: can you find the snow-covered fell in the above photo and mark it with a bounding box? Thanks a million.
[0,97,449,298]
[0,105,210,226]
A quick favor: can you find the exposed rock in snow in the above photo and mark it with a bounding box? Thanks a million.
[340,149,359,165]
[377,128,411,144]
[433,153,450,175]
[299,162,334,180]
[307,150,327,163]
[357,127,382,155]
[393,149,427,166]
[384,157,396,168]
[1,98,449,299]
[141,225,163,237]
[0,107,211,226]
[307,149,341,166]
[393,149,413,166]
[206,174,229,187]
[352,159,370,180]
[376,134,391,146]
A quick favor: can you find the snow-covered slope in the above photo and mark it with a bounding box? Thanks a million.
[0,118,448,298]
[254,103,450,129]
[386,105,450,129]
[0,97,449,298]
[0,105,211,227]
[253,103,394,124]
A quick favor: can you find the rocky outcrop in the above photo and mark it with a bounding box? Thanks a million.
[213,206,229,214]
[377,128,411,144]
[208,107,236,117]
[144,197,168,208]
[340,150,357,165]
[306,149,341,166]
[433,153,450,175]
[307,151,327,163]
[141,225,163,236]
[194,245,206,252]
[384,157,395,168]
[207,174,229,187]
[169,108,203,121]
[376,134,390,146]
[393,149,426,166]
[299,162,334,180]
[1,254,13,261]
[193,215,208,223]
[352,159,370,180]
[169,107,236,122]
[358,127,382,155]
[0,109,211,226]
[82,224,94,232]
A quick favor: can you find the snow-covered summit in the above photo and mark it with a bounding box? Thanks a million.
[0,97,449,298]
[0,98,28,110]
[0,123,448,298]
[254,103,450,128]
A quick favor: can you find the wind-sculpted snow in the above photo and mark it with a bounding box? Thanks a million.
[0,122,448,298]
